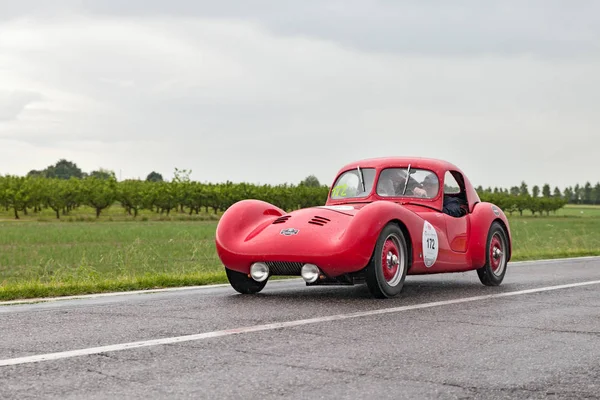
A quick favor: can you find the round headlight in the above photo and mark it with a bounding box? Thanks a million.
[250,262,269,282]
[301,263,320,283]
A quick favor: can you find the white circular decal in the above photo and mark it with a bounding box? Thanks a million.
[422,221,438,268]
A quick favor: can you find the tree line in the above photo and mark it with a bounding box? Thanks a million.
[476,181,600,205]
[0,159,597,219]
[0,172,330,219]
[475,180,600,216]
[0,173,591,220]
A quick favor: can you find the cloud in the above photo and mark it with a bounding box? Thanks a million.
[0,90,42,120]
[2,1,599,58]
[0,9,598,189]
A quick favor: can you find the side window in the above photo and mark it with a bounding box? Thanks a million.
[444,171,461,194]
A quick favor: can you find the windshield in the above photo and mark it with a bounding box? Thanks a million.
[376,167,439,199]
[330,168,376,199]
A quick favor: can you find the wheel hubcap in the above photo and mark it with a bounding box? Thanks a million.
[493,247,503,260]
[381,235,404,286]
[489,234,506,276]
[387,252,399,268]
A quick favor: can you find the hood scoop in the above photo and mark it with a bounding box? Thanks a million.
[308,215,331,226]
[272,215,291,224]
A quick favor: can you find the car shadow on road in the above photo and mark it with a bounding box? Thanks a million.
[221,274,519,308]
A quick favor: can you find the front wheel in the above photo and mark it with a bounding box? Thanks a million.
[365,223,408,298]
[477,222,508,286]
[226,268,268,294]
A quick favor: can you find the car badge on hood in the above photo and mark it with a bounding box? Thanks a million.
[280,228,299,236]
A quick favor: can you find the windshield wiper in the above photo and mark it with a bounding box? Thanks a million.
[357,166,365,193]
[401,164,411,195]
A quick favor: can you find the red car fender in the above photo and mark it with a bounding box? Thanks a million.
[215,199,285,258]
[468,202,512,268]
[339,201,425,269]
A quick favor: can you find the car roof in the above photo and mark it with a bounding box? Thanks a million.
[337,156,461,174]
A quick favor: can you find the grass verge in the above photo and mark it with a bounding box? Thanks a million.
[0,272,226,301]
[1,205,599,301]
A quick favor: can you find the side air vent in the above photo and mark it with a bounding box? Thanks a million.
[308,216,331,226]
[272,215,291,224]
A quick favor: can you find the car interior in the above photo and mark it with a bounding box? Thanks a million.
[445,170,469,217]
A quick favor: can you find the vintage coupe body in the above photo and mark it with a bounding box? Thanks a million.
[215,157,512,298]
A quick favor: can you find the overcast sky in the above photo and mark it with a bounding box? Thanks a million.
[1,1,599,189]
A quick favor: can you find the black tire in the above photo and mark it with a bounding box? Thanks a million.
[226,268,268,294]
[477,222,509,286]
[365,223,408,298]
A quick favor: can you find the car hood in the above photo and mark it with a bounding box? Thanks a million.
[241,205,359,245]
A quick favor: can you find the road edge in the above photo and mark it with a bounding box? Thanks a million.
[2,255,599,306]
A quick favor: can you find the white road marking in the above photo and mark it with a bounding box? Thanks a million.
[1,279,599,367]
[2,255,599,306]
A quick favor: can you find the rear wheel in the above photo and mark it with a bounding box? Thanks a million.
[477,222,508,286]
[365,223,408,298]
[226,268,268,294]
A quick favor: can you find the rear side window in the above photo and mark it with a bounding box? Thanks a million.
[444,171,461,194]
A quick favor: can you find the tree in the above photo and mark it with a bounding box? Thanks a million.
[184,181,209,215]
[89,168,116,180]
[118,179,146,217]
[23,176,45,214]
[513,195,528,217]
[1,176,28,219]
[532,185,540,198]
[154,181,178,215]
[553,187,562,198]
[46,159,84,180]
[519,181,529,196]
[62,178,83,215]
[173,168,192,213]
[510,186,520,196]
[80,177,117,218]
[27,170,44,178]
[42,179,68,219]
[300,174,321,187]
[527,195,542,215]
[564,187,573,203]
[583,182,592,204]
[542,184,551,197]
[146,171,164,182]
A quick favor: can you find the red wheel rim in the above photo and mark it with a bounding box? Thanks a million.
[489,233,505,274]
[381,236,401,285]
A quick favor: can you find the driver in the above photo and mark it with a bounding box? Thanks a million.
[417,174,464,217]
[379,168,421,196]
[414,173,439,198]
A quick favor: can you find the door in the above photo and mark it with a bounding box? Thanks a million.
[444,214,469,252]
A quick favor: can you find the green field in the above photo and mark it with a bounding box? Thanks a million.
[1,204,599,301]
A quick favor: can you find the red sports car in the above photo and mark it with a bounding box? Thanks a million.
[215,157,512,298]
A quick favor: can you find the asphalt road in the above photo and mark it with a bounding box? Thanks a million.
[1,257,599,400]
